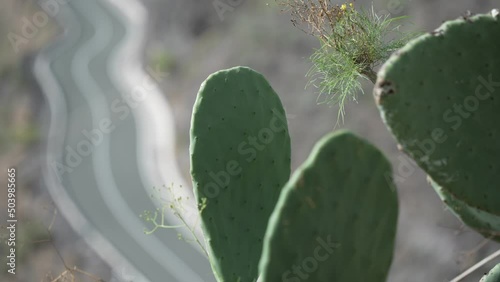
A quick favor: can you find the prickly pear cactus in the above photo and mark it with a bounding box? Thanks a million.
[430,178,500,241]
[374,10,500,238]
[190,67,291,282]
[481,264,500,282]
[259,131,398,282]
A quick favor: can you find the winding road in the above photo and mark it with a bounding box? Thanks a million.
[34,0,214,281]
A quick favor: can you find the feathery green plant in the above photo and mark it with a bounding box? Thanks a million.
[279,0,419,122]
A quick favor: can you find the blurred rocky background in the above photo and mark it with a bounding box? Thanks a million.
[0,0,499,281]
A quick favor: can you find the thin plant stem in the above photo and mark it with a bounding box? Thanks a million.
[450,248,500,282]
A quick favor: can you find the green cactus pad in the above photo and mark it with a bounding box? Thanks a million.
[374,11,500,216]
[259,131,398,282]
[430,178,500,242]
[481,264,500,282]
[190,67,291,282]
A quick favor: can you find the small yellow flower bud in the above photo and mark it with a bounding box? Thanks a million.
[341,4,347,10]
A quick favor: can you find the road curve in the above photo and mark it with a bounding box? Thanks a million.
[34,0,213,281]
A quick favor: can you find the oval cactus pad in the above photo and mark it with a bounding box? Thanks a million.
[190,67,291,281]
[259,131,398,282]
[375,11,500,216]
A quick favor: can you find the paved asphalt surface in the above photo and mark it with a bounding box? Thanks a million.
[34,0,215,281]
